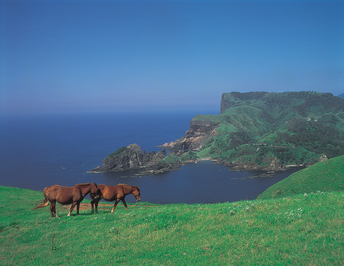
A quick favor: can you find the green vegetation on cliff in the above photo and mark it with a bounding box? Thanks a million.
[181,151,200,161]
[107,146,127,158]
[1,186,343,265]
[258,155,344,200]
[192,91,344,170]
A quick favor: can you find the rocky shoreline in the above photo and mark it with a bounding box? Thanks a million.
[87,141,300,176]
[87,120,320,175]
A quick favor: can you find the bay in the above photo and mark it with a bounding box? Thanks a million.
[0,110,300,204]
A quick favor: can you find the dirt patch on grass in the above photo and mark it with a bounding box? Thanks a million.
[62,203,114,211]
[62,203,157,211]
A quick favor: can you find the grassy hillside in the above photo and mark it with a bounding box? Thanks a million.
[258,155,344,200]
[0,186,343,265]
[193,91,344,170]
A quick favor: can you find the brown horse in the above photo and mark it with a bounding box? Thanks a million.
[91,183,141,214]
[33,183,100,217]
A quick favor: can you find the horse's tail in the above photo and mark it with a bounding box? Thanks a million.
[33,187,50,210]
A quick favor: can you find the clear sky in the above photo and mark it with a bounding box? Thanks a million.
[1,0,343,114]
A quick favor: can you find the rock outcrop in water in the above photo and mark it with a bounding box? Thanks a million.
[88,144,178,174]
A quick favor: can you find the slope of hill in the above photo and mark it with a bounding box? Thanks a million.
[1,186,343,265]
[257,155,344,199]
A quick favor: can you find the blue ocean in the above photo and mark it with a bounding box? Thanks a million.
[0,110,301,204]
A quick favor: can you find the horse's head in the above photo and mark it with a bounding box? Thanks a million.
[90,183,101,200]
[133,186,141,202]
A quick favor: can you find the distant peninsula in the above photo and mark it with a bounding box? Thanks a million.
[88,91,344,175]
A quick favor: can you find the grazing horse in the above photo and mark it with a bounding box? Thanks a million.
[33,183,100,217]
[91,184,141,214]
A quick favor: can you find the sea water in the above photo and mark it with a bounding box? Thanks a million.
[0,110,301,204]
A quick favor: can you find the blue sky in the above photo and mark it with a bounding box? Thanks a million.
[1,0,343,114]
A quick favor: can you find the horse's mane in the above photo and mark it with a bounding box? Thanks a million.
[117,183,132,188]
[118,183,139,189]
[76,183,91,186]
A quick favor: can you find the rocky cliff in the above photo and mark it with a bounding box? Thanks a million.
[159,118,220,152]
[88,144,168,174]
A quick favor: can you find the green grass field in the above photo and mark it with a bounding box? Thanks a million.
[258,155,344,200]
[1,185,343,265]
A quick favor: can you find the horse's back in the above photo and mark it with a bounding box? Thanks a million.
[48,184,71,192]
[44,185,61,198]
[98,184,118,192]
[97,184,106,191]
[47,185,82,204]
[98,184,123,201]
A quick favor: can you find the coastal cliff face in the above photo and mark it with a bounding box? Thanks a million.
[90,91,344,174]
[159,118,220,152]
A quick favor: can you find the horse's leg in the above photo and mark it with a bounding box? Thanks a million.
[91,199,99,214]
[76,202,80,215]
[50,201,59,218]
[50,203,54,218]
[121,198,129,210]
[95,200,99,214]
[91,200,94,214]
[111,199,120,213]
[67,202,77,216]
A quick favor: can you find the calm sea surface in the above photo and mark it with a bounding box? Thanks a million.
[0,111,301,204]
